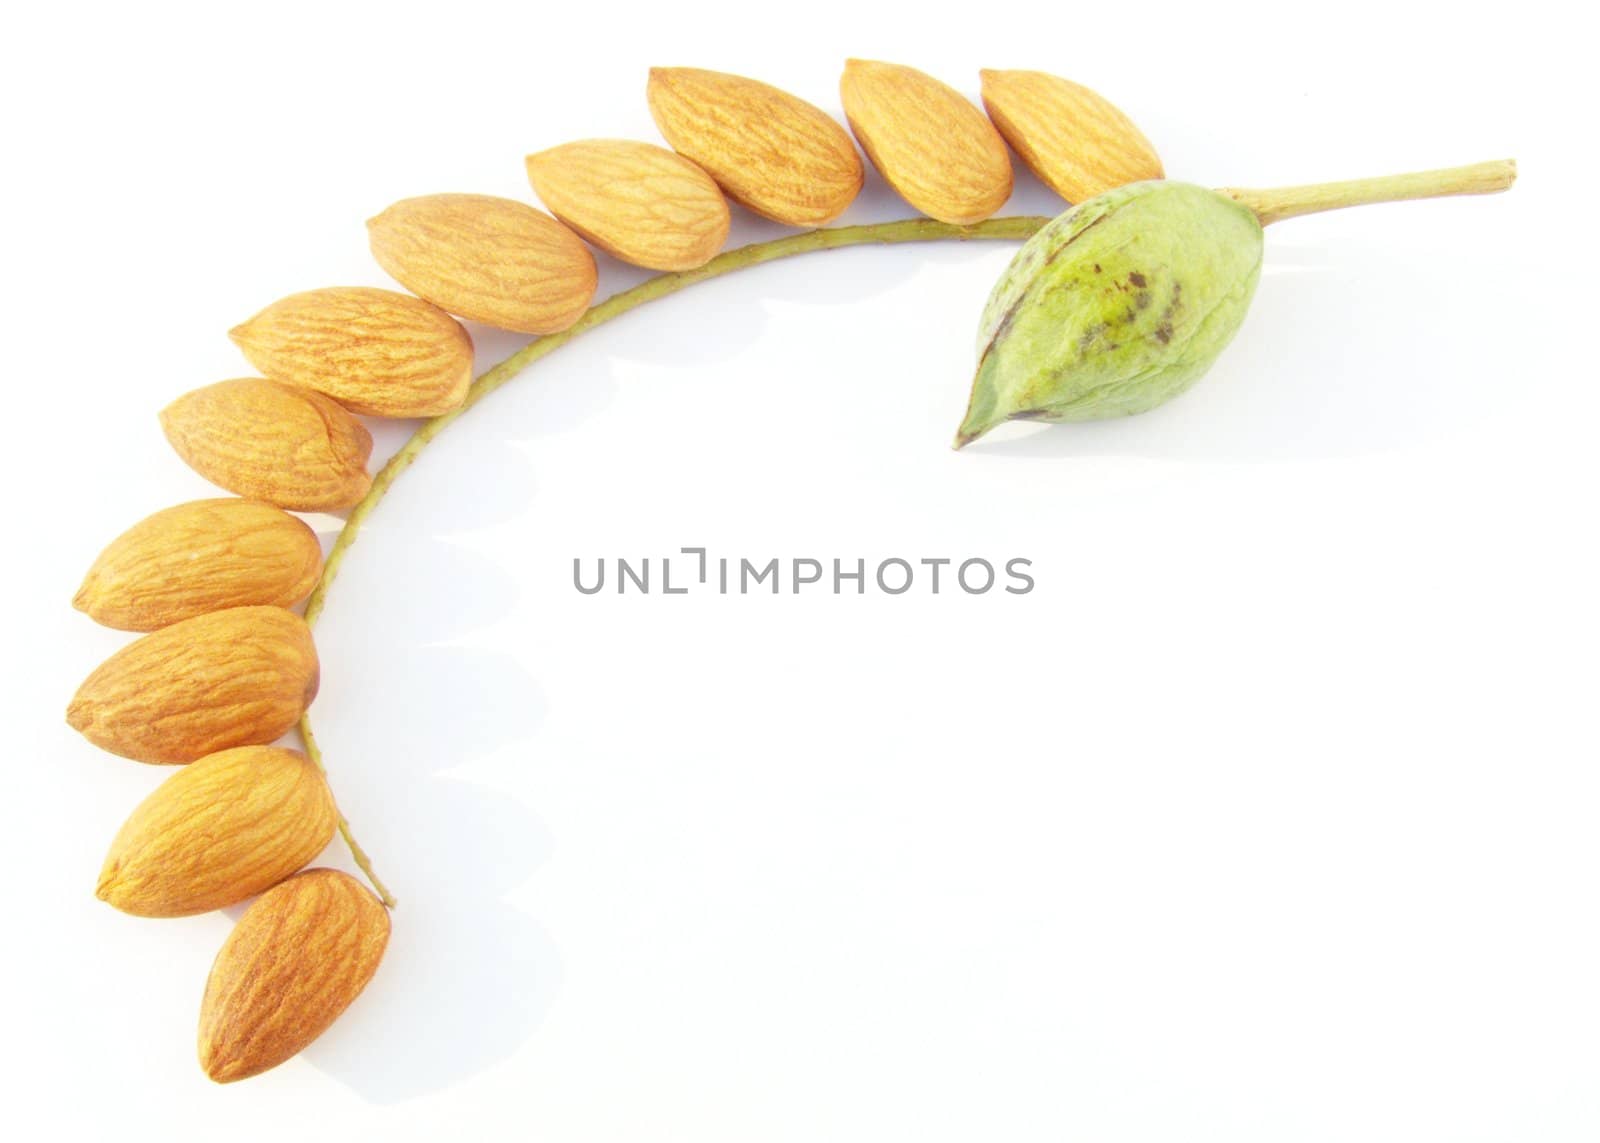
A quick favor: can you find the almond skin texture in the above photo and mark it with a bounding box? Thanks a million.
[526,139,731,272]
[74,498,322,631]
[160,379,373,513]
[979,69,1164,204]
[199,868,390,1083]
[98,747,337,918]
[840,59,1013,225]
[647,67,864,227]
[230,287,474,418]
[367,194,597,334]
[67,606,319,764]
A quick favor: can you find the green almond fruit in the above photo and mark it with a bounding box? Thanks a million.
[955,181,1263,447]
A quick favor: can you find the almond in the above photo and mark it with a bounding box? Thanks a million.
[98,746,337,917]
[160,379,373,513]
[367,194,597,334]
[67,605,319,764]
[198,868,389,1083]
[230,287,474,418]
[840,59,1012,226]
[526,139,731,272]
[74,498,322,631]
[979,69,1164,204]
[647,67,863,227]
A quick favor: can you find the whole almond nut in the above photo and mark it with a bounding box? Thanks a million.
[979,69,1164,204]
[840,59,1012,225]
[198,868,390,1083]
[74,498,322,631]
[230,287,474,418]
[526,139,731,272]
[160,379,373,513]
[647,67,864,227]
[67,605,319,764]
[367,194,597,334]
[98,746,337,917]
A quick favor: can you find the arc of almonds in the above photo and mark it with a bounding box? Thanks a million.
[65,60,1515,1082]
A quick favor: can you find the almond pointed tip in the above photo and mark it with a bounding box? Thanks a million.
[198,1041,238,1084]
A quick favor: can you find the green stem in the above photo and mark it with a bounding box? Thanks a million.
[297,214,1051,905]
[1219,159,1516,227]
[299,718,397,908]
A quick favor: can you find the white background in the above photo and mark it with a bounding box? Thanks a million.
[5,1,1596,1139]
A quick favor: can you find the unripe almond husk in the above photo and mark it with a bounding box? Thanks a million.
[199,868,390,1083]
[526,139,731,272]
[979,69,1164,204]
[367,194,597,334]
[74,498,322,632]
[160,379,373,513]
[230,287,474,418]
[98,746,337,918]
[647,67,864,227]
[67,606,319,764]
[841,59,1013,225]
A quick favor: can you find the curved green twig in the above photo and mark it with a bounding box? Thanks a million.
[297,213,1051,906]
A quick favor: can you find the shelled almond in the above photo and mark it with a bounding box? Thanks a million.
[367,194,597,334]
[74,498,322,631]
[979,69,1163,203]
[840,59,1012,224]
[527,139,731,271]
[161,379,373,512]
[199,869,391,1083]
[98,746,338,917]
[648,67,864,226]
[231,287,475,418]
[67,606,319,764]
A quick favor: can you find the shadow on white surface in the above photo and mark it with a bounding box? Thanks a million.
[268,199,1531,1109]
[300,557,562,1100]
[291,435,563,1101]
[303,775,561,1104]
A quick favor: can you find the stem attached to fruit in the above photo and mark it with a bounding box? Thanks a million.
[295,214,1051,905]
[1219,159,1517,227]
